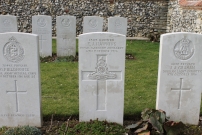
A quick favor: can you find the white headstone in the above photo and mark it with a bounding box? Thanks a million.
[0,15,18,33]
[108,17,127,36]
[83,16,103,33]
[32,15,52,57]
[79,32,126,125]
[156,32,202,125]
[0,32,42,127]
[56,15,76,57]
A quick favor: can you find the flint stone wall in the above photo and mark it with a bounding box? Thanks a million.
[167,0,202,33]
[0,0,168,37]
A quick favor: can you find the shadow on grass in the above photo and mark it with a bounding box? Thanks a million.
[43,114,79,121]
[40,53,136,63]
[40,53,79,63]
[124,113,141,121]
[43,113,141,122]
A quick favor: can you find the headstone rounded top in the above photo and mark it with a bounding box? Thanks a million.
[0,15,17,17]
[79,32,126,37]
[0,32,38,37]
[161,32,199,37]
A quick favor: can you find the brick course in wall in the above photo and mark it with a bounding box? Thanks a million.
[179,0,202,8]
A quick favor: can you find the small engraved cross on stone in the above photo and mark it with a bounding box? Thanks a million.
[62,35,70,45]
[62,35,73,55]
[58,47,73,56]
[39,35,47,56]
[6,80,27,112]
[81,55,122,111]
[171,78,191,110]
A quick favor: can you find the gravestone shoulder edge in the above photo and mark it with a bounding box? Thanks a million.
[161,32,202,37]
[79,32,126,37]
[0,15,16,17]
[0,32,38,37]
[32,15,51,18]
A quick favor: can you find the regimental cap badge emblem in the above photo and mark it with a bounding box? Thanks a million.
[61,18,71,27]
[88,56,117,80]
[37,18,47,27]
[3,19,11,27]
[88,19,97,28]
[3,37,25,63]
[173,36,194,60]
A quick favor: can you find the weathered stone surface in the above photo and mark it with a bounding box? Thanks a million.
[56,15,76,57]
[32,15,52,57]
[0,15,18,33]
[156,32,202,125]
[79,32,126,125]
[108,16,127,35]
[0,32,42,127]
[83,16,103,33]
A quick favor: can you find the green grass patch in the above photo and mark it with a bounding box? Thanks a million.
[3,126,42,135]
[52,39,56,54]
[59,120,127,135]
[125,40,159,117]
[41,62,79,118]
[0,127,8,135]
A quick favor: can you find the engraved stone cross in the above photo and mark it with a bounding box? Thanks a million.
[39,35,47,55]
[171,78,191,109]
[81,55,122,110]
[6,80,27,112]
